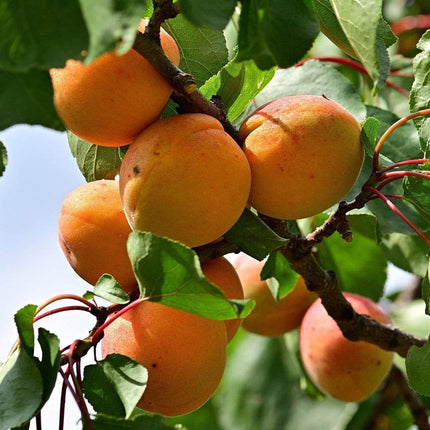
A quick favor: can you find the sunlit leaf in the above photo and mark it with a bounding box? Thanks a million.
[94,274,131,305]
[406,338,430,396]
[14,305,37,356]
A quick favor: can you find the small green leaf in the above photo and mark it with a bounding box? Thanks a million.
[127,231,253,320]
[94,274,131,304]
[406,338,430,396]
[361,117,380,158]
[0,347,43,430]
[0,69,64,131]
[403,174,430,222]
[14,305,37,356]
[409,30,430,151]
[237,0,319,70]
[83,354,147,419]
[78,0,150,63]
[200,59,275,122]
[163,15,229,87]
[422,261,430,315]
[179,0,237,30]
[223,208,288,261]
[36,328,60,406]
[261,252,299,301]
[0,142,7,177]
[68,131,124,182]
[252,61,367,122]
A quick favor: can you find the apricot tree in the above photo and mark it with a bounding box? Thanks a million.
[1,1,430,429]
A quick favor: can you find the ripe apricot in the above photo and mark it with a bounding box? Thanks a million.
[300,293,394,402]
[50,20,180,147]
[239,95,364,220]
[119,113,251,248]
[201,257,244,341]
[101,300,227,416]
[58,180,136,294]
[233,253,317,337]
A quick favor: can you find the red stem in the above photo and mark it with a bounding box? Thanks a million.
[391,15,430,36]
[379,158,430,173]
[33,306,92,323]
[377,170,430,187]
[365,186,430,246]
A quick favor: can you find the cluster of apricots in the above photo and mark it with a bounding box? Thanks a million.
[52,18,390,417]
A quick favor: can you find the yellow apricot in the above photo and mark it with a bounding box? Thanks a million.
[50,20,180,147]
[58,180,136,294]
[239,95,364,220]
[300,293,394,402]
[233,253,317,337]
[119,113,251,248]
[201,257,245,342]
[101,301,227,416]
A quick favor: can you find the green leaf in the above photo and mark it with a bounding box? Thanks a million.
[94,274,131,305]
[88,412,176,429]
[381,233,429,278]
[0,347,43,430]
[403,174,430,222]
[0,69,64,131]
[68,131,124,182]
[78,0,150,63]
[409,30,430,151]
[14,305,37,356]
[0,0,88,71]
[0,141,7,177]
[84,354,147,419]
[163,15,229,87]
[329,0,390,88]
[223,208,288,261]
[179,0,237,30]
[316,215,388,302]
[252,61,367,122]
[406,338,430,396]
[127,231,253,320]
[423,261,430,315]
[237,0,319,70]
[261,252,299,301]
[36,328,60,406]
[361,117,380,158]
[200,59,275,122]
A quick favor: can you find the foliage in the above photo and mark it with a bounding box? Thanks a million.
[1,0,430,428]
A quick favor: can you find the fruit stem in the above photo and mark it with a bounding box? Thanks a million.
[379,158,430,173]
[33,306,93,324]
[364,186,430,246]
[376,170,430,190]
[373,109,430,172]
[35,294,97,317]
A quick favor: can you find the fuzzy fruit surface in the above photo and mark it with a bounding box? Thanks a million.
[201,257,244,342]
[58,180,136,293]
[101,301,227,416]
[50,20,180,147]
[233,253,317,337]
[300,292,394,402]
[120,113,251,248]
[239,95,364,220]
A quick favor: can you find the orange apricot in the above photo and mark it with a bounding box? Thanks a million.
[119,113,251,248]
[233,253,317,337]
[101,300,227,416]
[239,95,364,219]
[50,19,180,147]
[201,257,245,341]
[300,292,394,402]
[58,180,136,294]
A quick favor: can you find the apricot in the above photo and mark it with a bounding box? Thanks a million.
[239,95,364,220]
[100,300,227,416]
[201,257,244,341]
[233,253,317,337]
[50,20,180,147]
[119,113,251,247]
[58,180,136,294]
[300,293,394,402]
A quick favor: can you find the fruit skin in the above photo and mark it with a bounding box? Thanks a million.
[233,253,317,337]
[101,301,227,416]
[50,20,180,147]
[201,257,244,342]
[58,180,136,294]
[119,113,251,248]
[300,293,394,403]
[239,95,363,220]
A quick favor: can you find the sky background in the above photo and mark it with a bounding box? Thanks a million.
[0,124,416,428]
